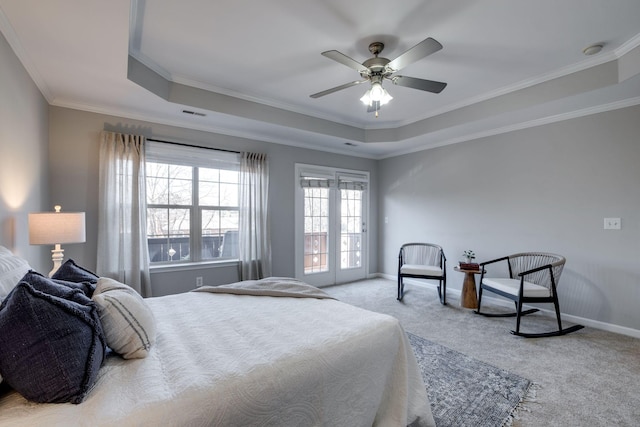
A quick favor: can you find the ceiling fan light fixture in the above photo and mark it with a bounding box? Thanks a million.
[360,82,393,106]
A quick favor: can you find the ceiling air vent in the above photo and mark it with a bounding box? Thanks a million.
[182,109,206,117]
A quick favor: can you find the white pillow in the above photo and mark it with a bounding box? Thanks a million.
[92,277,156,359]
[0,246,31,301]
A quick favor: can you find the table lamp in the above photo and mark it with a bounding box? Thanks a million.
[29,205,86,277]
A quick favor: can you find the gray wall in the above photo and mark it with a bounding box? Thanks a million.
[0,31,49,270]
[48,106,378,295]
[379,105,640,332]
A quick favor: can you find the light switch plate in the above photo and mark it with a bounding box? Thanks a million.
[604,218,621,230]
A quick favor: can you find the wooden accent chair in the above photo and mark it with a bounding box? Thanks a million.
[398,243,447,304]
[475,252,584,337]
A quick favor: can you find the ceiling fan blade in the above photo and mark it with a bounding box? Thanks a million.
[385,37,443,72]
[321,50,369,74]
[310,79,368,98]
[390,75,447,93]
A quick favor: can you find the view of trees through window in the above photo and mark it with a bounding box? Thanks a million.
[146,162,239,263]
[301,181,365,275]
[340,189,362,269]
[303,187,329,273]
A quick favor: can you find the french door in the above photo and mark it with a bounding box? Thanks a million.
[294,164,369,287]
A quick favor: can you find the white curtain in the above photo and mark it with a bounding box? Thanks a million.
[239,152,271,280]
[97,131,151,297]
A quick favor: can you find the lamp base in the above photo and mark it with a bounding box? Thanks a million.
[49,244,64,277]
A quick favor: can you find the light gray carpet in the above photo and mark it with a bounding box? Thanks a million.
[408,332,532,427]
[324,278,640,427]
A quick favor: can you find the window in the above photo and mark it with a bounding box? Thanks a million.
[145,141,240,264]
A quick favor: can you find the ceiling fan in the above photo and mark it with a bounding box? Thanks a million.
[310,37,447,117]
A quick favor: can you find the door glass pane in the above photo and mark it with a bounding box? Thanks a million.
[340,189,362,269]
[304,187,329,273]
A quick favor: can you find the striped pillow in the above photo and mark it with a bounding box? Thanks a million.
[92,277,156,359]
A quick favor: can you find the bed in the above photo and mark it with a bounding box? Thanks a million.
[0,248,434,426]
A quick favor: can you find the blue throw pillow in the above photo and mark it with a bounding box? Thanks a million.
[51,259,99,283]
[0,274,106,404]
[24,270,95,298]
[52,277,96,298]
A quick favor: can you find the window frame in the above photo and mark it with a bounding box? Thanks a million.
[145,141,240,266]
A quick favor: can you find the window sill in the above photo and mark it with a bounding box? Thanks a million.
[150,259,239,274]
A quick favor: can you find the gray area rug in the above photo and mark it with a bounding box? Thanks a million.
[408,332,533,427]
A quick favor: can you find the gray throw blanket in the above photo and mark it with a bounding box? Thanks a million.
[192,277,335,300]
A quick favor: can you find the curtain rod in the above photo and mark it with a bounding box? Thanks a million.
[146,138,240,154]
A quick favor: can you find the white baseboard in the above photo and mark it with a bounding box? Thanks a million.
[373,273,640,339]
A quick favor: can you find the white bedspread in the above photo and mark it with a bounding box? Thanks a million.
[0,282,434,426]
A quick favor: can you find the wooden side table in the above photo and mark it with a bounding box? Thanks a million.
[454,266,482,309]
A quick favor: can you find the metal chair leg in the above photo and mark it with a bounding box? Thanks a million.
[475,286,484,314]
[515,300,523,334]
[511,296,585,338]
[553,294,563,332]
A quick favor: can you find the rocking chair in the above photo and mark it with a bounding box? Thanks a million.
[475,252,584,338]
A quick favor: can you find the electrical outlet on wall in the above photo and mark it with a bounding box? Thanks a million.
[604,218,621,230]
[196,276,203,287]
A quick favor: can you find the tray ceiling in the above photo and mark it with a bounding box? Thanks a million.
[1,0,640,158]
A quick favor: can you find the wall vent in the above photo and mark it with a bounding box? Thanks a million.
[182,109,206,117]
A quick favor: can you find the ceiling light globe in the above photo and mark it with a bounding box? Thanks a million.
[369,83,385,102]
[379,90,393,106]
[360,89,373,106]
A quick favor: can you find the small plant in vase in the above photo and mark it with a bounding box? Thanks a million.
[460,250,477,270]
[462,250,476,263]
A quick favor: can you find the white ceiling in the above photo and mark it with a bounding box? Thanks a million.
[1,0,640,158]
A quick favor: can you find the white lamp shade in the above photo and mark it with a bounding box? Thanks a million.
[29,212,86,245]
